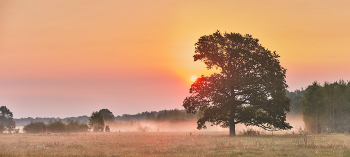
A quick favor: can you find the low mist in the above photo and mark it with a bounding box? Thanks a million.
[106,114,305,134]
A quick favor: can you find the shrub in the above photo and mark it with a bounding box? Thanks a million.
[67,120,89,132]
[23,122,46,133]
[105,125,110,132]
[47,120,66,133]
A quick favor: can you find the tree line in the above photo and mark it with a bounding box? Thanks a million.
[17,108,200,133]
[22,109,114,133]
[14,116,90,126]
[14,109,199,126]
[287,80,350,134]
[23,119,89,133]
[115,109,200,121]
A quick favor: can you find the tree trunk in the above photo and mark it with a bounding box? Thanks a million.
[229,109,236,136]
[316,107,318,134]
[229,89,236,136]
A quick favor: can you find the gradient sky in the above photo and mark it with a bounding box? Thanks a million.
[1,1,350,118]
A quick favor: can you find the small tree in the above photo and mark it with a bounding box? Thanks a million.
[89,111,105,132]
[105,125,110,132]
[0,106,16,132]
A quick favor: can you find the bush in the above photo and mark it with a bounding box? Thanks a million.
[47,120,66,133]
[23,122,46,133]
[105,125,110,132]
[67,120,89,132]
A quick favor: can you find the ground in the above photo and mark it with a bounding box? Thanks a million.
[1,132,350,156]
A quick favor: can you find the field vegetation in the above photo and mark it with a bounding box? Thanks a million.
[1,132,350,156]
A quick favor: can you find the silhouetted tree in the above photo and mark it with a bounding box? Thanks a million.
[99,109,115,122]
[89,111,104,132]
[302,82,327,134]
[0,106,16,133]
[183,31,292,136]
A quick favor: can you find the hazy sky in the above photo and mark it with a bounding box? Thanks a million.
[1,1,350,118]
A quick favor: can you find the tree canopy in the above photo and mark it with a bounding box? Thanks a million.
[183,31,292,136]
[99,109,115,122]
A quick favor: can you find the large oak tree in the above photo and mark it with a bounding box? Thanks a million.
[183,31,292,136]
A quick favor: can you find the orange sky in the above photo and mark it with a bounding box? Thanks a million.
[1,1,350,118]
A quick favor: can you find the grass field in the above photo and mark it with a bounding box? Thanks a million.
[1,132,350,156]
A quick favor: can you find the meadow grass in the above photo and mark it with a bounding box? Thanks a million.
[1,132,350,156]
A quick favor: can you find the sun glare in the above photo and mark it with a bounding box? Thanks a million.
[190,75,197,82]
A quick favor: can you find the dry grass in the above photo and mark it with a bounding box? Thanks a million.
[1,132,350,156]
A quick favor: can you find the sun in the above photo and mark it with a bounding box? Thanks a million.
[190,75,198,82]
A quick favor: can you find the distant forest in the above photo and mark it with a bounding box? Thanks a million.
[13,80,350,134]
[287,80,350,134]
[14,109,201,126]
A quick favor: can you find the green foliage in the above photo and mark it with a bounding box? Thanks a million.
[47,120,66,133]
[89,111,105,132]
[302,80,350,134]
[0,106,16,132]
[183,31,292,135]
[0,124,4,133]
[23,121,46,133]
[99,109,115,122]
[286,89,305,114]
[302,82,325,134]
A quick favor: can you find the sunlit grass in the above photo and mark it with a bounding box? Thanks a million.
[1,132,350,156]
